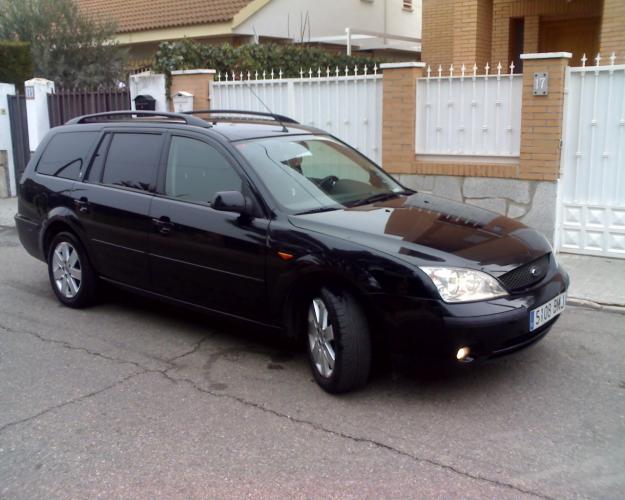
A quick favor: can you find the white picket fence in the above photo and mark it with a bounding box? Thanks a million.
[211,66,383,163]
[558,53,625,258]
[415,63,523,158]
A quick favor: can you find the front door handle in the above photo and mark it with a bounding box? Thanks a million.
[152,216,173,235]
[75,197,89,214]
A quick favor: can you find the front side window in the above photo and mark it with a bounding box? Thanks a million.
[165,136,242,204]
[236,135,404,214]
[101,133,163,191]
[36,131,99,180]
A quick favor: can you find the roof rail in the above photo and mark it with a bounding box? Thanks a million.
[66,110,210,127]
[185,109,299,124]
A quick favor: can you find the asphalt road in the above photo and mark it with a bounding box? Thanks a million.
[1,224,624,499]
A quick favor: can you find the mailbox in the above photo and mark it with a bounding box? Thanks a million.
[134,94,156,111]
[172,91,194,113]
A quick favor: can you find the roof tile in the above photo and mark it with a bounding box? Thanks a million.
[78,0,254,33]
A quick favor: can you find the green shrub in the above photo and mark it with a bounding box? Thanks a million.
[154,40,386,79]
[0,40,33,88]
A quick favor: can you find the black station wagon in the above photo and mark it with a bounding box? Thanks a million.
[16,110,569,393]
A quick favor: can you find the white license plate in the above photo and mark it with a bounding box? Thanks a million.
[529,292,566,332]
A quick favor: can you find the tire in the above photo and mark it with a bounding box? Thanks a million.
[47,232,98,308]
[305,287,371,393]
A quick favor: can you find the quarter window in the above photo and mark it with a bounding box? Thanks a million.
[165,136,242,204]
[36,132,99,180]
[101,133,163,191]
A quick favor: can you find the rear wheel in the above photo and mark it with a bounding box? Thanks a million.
[306,287,371,393]
[47,232,97,308]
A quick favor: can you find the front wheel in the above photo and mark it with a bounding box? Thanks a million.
[306,288,371,393]
[47,232,98,308]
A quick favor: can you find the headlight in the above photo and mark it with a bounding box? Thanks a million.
[420,267,508,303]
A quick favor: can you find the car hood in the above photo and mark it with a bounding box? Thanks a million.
[288,193,552,275]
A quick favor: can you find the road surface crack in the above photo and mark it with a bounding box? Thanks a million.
[166,333,216,363]
[159,371,553,500]
[0,321,168,372]
[0,372,146,434]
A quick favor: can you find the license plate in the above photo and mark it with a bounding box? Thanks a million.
[529,292,566,332]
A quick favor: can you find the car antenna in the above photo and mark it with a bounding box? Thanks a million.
[241,77,289,133]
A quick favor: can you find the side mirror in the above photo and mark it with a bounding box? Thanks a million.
[212,191,247,214]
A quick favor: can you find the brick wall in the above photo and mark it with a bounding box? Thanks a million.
[422,0,608,69]
[420,0,454,69]
[381,54,570,182]
[491,0,601,66]
[600,0,625,56]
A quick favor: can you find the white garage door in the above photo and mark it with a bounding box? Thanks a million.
[558,60,625,258]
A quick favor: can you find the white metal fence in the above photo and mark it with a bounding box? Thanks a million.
[211,66,383,163]
[415,63,523,158]
[558,54,625,258]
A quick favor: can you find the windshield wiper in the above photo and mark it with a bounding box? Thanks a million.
[295,206,341,215]
[347,191,404,207]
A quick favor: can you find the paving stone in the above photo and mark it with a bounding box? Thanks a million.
[521,181,558,243]
[432,175,463,201]
[466,198,507,214]
[463,177,531,204]
[397,174,434,192]
[507,202,528,219]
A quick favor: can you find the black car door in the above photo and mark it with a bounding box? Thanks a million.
[148,132,269,321]
[73,129,165,289]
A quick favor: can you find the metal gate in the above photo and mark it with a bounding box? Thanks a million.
[7,93,30,183]
[48,88,131,127]
[558,59,625,258]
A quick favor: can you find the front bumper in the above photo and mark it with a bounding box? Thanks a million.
[372,265,570,362]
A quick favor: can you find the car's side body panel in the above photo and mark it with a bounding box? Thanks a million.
[148,196,270,321]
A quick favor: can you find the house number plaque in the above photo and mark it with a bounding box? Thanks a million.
[533,72,548,96]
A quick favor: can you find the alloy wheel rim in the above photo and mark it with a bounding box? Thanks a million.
[52,241,82,299]
[307,298,336,378]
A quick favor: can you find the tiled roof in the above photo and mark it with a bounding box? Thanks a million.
[77,0,255,33]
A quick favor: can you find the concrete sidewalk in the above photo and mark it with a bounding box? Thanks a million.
[559,253,625,312]
[1,195,623,310]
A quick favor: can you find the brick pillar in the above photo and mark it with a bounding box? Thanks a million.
[600,0,625,56]
[170,70,216,111]
[380,62,425,174]
[523,16,540,54]
[452,0,492,68]
[519,52,571,181]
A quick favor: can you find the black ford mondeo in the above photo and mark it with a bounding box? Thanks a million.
[15,110,569,393]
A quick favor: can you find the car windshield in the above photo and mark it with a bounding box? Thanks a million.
[235,135,406,214]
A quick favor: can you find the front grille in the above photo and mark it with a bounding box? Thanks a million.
[499,253,551,292]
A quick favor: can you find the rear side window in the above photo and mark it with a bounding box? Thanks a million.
[101,133,163,192]
[36,132,99,180]
[165,136,241,204]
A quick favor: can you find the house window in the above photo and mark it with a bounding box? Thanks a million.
[403,0,414,11]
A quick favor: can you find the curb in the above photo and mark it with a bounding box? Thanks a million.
[568,297,625,315]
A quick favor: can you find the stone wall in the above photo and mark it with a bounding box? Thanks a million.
[397,173,558,243]
[0,150,9,198]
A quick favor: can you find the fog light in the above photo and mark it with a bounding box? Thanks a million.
[456,347,471,361]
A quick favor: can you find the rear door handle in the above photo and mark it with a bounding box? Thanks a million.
[152,216,173,235]
[75,197,89,214]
